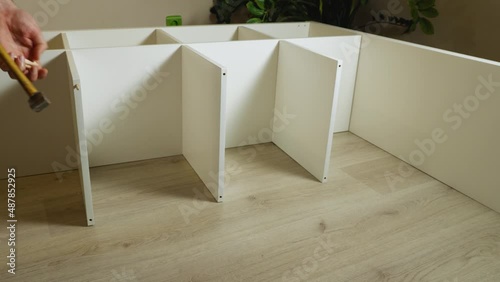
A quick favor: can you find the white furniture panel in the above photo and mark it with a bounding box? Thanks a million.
[245,22,310,38]
[44,32,69,49]
[308,22,359,37]
[155,29,182,44]
[350,35,500,213]
[245,22,357,39]
[274,41,342,182]
[182,46,227,202]
[162,25,239,43]
[243,24,359,132]
[187,40,279,147]
[285,36,361,132]
[66,51,95,226]
[72,45,183,167]
[65,28,169,49]
[163,25,277,43]
[0,51,76,178]
[237,27,274,40]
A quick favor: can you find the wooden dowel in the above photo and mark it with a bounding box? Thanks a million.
[25,59,39,69]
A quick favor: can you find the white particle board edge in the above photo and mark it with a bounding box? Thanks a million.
[71,45,183,167]
[182,45,227,202]
[187,40,280,148]
[285,36,361,132]
[66,51,95,226]
[273,41,342,182]
[350,34,500,213]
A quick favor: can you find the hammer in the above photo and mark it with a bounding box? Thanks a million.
[0,44,51,112]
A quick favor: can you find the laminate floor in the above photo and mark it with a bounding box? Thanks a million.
[0,132,499,281]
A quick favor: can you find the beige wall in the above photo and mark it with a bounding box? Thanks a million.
[15,0,213,30]
[364,0,500,62]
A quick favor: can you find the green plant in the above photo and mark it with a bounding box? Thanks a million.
[210,0,439,35]
[245,0,320,23]
[407,0,439,34]
[210,0,250,24]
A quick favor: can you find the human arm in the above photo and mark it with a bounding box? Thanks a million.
[0,0,48,81]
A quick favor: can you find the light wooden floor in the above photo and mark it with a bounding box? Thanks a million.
[1,132,499,282]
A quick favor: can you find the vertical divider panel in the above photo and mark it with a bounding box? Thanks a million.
[155,29,182,44]
[237,27,274,40]
[182,45,227,202]
[60,33,71,49]
[72,45,183,167]
[285,36,361,132]
[187,40,279,148]
[273,41,342,183]
[66,51,95,226]
[44,32,70,49]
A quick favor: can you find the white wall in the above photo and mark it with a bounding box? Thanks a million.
[15,0,213,30]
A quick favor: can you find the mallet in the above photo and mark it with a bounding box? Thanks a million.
[0,44,51,112]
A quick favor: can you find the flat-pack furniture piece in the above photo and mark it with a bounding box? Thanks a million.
[1,22,498,226]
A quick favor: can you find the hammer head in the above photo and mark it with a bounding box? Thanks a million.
[28,92,51,112]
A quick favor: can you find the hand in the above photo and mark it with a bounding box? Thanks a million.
[0,1,48,81]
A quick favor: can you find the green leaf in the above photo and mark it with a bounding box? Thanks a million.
[419,17,434,34]
[409,19,419,32]
[247,17,263,23]
[411,8,420,21]
[420,7,439,18]
[255,0,265,10]
[417,0,435,10]
[361,0,369,4]
[246,2,264,17]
